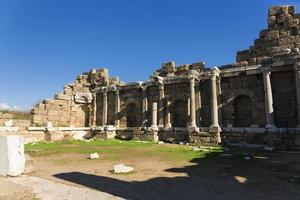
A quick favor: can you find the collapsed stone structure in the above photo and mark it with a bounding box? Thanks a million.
[32,6,300,148]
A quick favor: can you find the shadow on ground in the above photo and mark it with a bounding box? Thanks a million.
[53,150,300,200]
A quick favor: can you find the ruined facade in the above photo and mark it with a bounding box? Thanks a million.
[32,6,300,148]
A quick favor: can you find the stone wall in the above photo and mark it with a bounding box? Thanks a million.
[30,5,300,148]
[236,5,300,66]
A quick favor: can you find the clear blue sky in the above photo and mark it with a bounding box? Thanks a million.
[0,0,299,110]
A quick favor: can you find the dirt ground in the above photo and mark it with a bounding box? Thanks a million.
[24,140,300,200]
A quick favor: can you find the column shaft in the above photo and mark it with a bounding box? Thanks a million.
[294,65,300,127]
[166,99,171,127]
[102,92,108,126]
[92,93,97,126]
[262,69,276,128]
[158,84,164,127]
[152,102,158,127]
[142,88,148,126]
[210,76,219,127]
[189,78,196,127]
[114,91,120,127]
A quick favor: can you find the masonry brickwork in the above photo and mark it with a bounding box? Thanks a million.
[32,6,300,148]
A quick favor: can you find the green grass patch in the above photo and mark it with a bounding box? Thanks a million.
[25,139,223,164]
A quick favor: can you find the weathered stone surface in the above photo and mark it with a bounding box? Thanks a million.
[113,164,134,174]
[4,120,14,127]
[0,135,25,176]
[89,152,99,159]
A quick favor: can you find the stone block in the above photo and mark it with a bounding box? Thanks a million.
[4,120,14,127]
[54,93,71,101]
[0,135,25,176]
[266,30,280,40]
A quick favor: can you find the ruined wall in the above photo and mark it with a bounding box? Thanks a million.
[272,70,297,127]
[220,73,265,128]
[32,68,112,127]
[118,88,143,128]
[237,5,300,65]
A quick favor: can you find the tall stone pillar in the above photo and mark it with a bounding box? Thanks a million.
[114,90,120,127]
[210,68,220,128]
[261,65,276,129]
[195,82,202,127]
[166,99,171,128]
[142,85,148,127]
[294,62,300,127]
[151,102,158,127]
[92,93,97,126]
[189,76,196,127]
[209,67,221,143]
[102,90,108,126]
[158,79,165,127]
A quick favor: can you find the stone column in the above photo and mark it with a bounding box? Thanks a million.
[158,81,165,127]
[195,82,202,127]
[261,66,276,129]
[189,76,196,127]
[114,90,120,127]
[210,68,220,128]
[102,90,108,126]
[142,86,148,127]
[209,67,221,143]
[166,99,171,128]
[151,102,158,127]
[294,62,300,127]
[92,93,97,126]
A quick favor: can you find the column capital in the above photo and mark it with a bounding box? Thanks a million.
[210,67,220,80]
[260,65,271,76]
[101,86,108,94]
[188,70,199,80]
[141,84,147,92]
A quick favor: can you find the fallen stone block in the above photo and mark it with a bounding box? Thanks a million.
[90,153,99,159]
[113,164,134,174]
[0,135,25,176]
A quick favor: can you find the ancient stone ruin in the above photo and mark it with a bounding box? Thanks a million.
[31,6,300,149]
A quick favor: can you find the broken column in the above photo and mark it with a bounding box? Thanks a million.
[142,85,148,127]
[151,102,159,142]
[0,135,25,176]
[151,102,158,128]
[166,99,171,128]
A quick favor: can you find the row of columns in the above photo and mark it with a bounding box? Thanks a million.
[93,60,300,129]
[151,68,220,131]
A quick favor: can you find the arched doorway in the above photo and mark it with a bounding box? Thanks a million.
[171,99,188,127]
[126,102,139,127]
[233,95,253,127]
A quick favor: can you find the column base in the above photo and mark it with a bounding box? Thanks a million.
[265,124,277,129]
[187,125,199,133]
[165,123,172,128]
[209,125,220,133]
[150,125,159,131]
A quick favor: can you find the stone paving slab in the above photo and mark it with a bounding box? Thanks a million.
[8,175,124,200]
